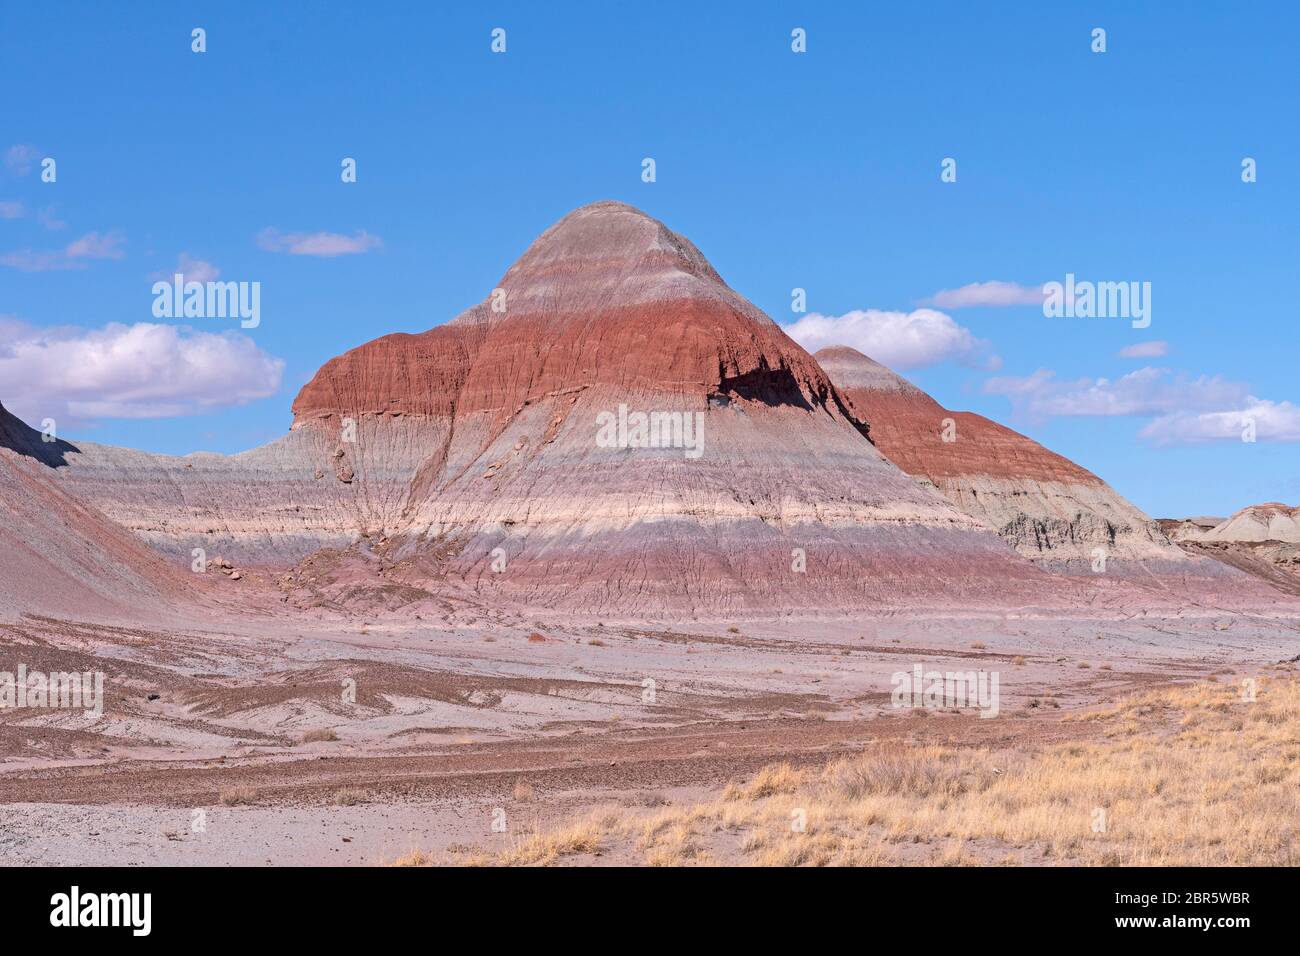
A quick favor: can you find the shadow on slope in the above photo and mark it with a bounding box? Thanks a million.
[0,401,80,468]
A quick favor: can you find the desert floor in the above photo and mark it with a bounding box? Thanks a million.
[2,604,1298,866]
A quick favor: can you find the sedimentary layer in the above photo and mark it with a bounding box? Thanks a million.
[814,346,1202,577]
[30,202,1068,615]
[0,404,194,619]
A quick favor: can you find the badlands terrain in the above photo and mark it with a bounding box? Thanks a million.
[2,201,1299,866]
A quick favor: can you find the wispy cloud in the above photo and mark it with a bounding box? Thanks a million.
[4,144,40,176]
[1,230,126,271]
[257,228,382,257]
[784,308,1000,371]
[1140,400,1300,445]
[983,364,1300,445]
[0,201,23,220]
[2,250,67,272]
[0,320,283,422]
[1118,340,1169,359]
[982,366,1249,420]
[65,231,125,260]
[921,280,1046,309]
[152,252,220,284]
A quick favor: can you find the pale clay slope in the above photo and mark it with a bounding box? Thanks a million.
[1196,503,1300,544]
[1161,517,1225,543]
[0,404,193,619]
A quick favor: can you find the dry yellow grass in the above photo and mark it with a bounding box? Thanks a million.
[218,786,257,806]
[299,727,338,744]
[391,848,431,867]
[396,675,1300,866]
[332,787,372,806]
[498,820,603,865]
[723,763,801,801]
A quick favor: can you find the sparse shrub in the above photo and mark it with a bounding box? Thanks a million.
[724,763,802,801]
[392,849,430,867]
[501,822,602,865]
[333,788,371,806]
[626,791,671,807]
[300,727,338,744]
[219,787,257,806]
[825,747,998,800]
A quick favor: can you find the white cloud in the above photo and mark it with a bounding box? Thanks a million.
[982,366,1249,420]
[64,231,126,260]
[784,308,1000,371]
[1,250,67,272]
[983,364,1300,445]
[0,321,283,422]
[257,228,382,257]
[1,230,126,271]
[1141,401,1300,446]
[4,144,40,176]
[0,201,23,220]
[153,253,220,284]
[1118,340,1168,359]
[922,280,1046,309]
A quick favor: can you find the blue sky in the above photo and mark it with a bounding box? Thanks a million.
[2,1,1297,517]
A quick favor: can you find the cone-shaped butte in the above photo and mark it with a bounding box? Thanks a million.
[289,202,1056,614]
[30,203,1067,616]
